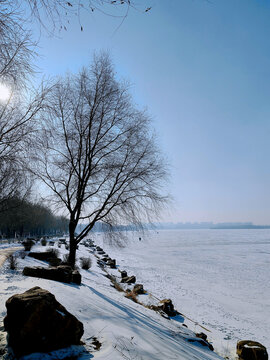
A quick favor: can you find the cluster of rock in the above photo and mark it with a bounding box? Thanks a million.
[4,287,83,357]
[90,245,117,269]
[23,249,82,284]
[82,239,269,360]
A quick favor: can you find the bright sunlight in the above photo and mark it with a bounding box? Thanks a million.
[0,83,11,102]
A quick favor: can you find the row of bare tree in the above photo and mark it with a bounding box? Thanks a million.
[0,0,168,266]
[0,198,69,238]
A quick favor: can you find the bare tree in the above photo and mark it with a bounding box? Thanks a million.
[0,0,145,86]
[0,85,50,210]
[1,1,149,36]
[0,2,36,88]
[0,0,150,214]
[33,53,168,266]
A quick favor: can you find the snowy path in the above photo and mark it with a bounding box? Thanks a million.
[0,246,23,267]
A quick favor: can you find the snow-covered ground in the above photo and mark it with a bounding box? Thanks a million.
[0,239,223,360]
[92,229,270,359]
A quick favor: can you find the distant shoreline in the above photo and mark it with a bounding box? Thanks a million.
[77,222,270,233]
[210,225,270,230]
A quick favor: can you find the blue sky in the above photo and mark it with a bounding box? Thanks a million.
[34,0,270,224]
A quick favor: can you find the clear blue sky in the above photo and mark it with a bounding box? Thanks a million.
[35,0,270,224]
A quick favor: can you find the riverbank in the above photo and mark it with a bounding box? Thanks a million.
[0,241,223,360]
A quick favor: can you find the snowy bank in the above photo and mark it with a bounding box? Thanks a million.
[0,241,223,360]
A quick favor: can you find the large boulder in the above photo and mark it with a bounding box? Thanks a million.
[237,340,268,360]
[28,251,58,262]
[4,287,84,357]
[23,265,81,285]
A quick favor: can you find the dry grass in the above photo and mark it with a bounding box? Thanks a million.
[104,271,124,292]
[124,290,139,303]
[113,281,125,292]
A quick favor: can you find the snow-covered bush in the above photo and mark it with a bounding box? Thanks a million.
[80,257,92,270]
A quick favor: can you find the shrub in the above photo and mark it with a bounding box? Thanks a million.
[22,240,34,251]
[7,254,18,270]
[80,257,92,270]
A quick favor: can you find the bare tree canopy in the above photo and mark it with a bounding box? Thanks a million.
[0,2,36,87]
[1,1,148,35]
[0,86,49,209]
[33,53,168,266]
[0,0,147,85]
[0,0,149,213]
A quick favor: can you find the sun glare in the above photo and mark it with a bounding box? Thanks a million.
[0,83,11,102]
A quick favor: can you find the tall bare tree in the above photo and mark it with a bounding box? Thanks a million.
[0,86,50,210]
[0,2,40,209]
[33,53,168,266]
[0,0,150,215]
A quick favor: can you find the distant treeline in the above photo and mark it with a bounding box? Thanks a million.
[0,198,69,238]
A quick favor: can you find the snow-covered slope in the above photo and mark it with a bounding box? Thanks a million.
[0,241,223,360]
[91,229,270,359]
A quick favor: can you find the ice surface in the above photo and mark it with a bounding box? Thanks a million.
[92,229,270,358]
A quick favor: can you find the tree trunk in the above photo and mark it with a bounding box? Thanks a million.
[68,220,77,268]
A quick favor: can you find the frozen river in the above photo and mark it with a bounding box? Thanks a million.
[94,229,270,358]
